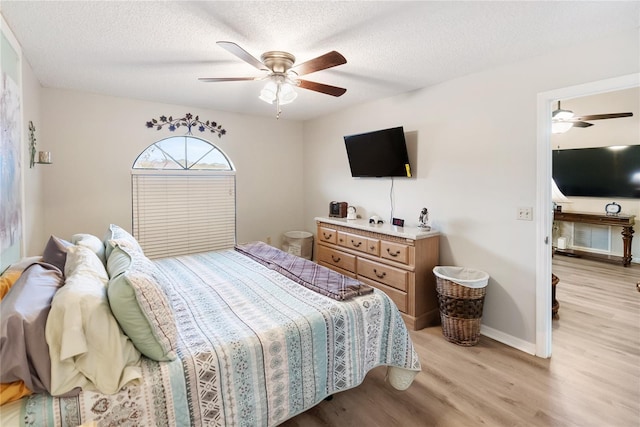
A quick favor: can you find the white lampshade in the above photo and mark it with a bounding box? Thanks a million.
[278,83,297,105]
[259,80,278,104]
[259,79,298,107]
[552,179,569,202]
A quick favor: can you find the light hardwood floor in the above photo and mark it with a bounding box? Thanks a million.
[282,257,640,426]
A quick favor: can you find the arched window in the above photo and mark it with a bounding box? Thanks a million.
[132,135,234,170]
[131,136,236,258]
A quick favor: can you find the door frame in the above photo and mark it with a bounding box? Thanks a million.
[535,73,640,357]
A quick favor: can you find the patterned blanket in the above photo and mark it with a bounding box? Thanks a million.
[20,249,420,426]
[234,241,373,300]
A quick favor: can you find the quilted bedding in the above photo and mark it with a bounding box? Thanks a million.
[18,248,421,426]
[234,241,373,300]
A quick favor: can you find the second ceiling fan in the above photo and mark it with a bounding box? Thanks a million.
[200,41,347,118]
[552,100,633,133]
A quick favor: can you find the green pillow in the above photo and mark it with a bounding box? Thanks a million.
[103,224,143,260]
[107,245,176,361]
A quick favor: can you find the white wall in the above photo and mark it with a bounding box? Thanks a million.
[302,29,639,349]
[29,89,305,255]
[20,56,46,256]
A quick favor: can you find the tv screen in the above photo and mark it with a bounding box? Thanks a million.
[552,145,640,198]
[344,126,412,177]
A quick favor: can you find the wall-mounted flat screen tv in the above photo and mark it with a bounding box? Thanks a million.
[343,126,412,177]
[552,145,640,198]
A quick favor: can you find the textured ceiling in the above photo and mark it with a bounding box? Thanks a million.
[1,1,639,121]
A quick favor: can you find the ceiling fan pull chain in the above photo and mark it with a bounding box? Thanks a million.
[276,82,282,119]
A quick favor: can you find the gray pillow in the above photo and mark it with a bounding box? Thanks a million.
[0,262,65,393]
[42,236,73,273]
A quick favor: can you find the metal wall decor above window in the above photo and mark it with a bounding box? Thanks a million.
[145,113,226,137]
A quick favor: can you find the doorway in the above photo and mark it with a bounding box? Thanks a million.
[535,73,640,358]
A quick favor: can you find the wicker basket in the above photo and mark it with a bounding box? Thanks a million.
[435,276,487,346]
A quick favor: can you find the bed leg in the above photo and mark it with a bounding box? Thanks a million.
[386,366,419,390]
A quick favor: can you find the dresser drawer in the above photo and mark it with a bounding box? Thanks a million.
[317,245,356,273]
[318,226,337,244]
[318,261,356,279]
[358,276,407,313]
[381,241,410,265]
[365,238,380,256]
[357,258,408,292]
[337,231,369,254]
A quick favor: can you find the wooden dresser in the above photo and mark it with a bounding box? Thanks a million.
[315,217,440,330]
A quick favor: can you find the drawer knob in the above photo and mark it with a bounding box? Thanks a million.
[387,248,400,257]
[331,255,341,263]
[323,232,333,239]
[351,240,362,248]
[373,269,386,279]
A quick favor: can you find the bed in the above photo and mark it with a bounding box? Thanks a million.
[0,225,421,426]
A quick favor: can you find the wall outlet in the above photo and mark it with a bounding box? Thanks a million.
[517,207,533,221]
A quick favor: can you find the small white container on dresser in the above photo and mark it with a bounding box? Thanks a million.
[315,217,440,330]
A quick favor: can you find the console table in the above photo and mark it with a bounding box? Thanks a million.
[553,211,635,267]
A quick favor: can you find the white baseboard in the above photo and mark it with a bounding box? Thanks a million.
[480,325,537,356]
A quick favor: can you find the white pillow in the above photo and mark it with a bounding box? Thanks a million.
[46,264,141,395]
[71,233,106,265]
[64,245,108,283]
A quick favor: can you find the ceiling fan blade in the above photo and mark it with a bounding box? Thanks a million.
[291,51,347,76]
[216,41,268,71]
[297,79,347,97]
[572,121,594,128]
[572,112,633,121]
[198,77,259,82]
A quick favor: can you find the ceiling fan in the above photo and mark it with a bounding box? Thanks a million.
[200,41,347,118]
[551,100,633,133]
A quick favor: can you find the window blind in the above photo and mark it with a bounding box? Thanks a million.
[132,171,236,259]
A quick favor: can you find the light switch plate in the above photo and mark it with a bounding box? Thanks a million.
[517,207,533,221]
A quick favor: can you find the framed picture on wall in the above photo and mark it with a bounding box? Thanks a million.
[1,17,23,271]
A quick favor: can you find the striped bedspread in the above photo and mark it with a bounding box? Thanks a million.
[20,248,421,426]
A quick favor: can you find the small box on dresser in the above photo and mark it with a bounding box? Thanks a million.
[315,217,440,330]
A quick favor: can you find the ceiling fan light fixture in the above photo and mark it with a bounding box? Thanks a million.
[552,121,573,134]
[552,109,574,120]
[278,82,298,105]
[259,80,278,104]
[552,101,574,121]
[259,79,297,106]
